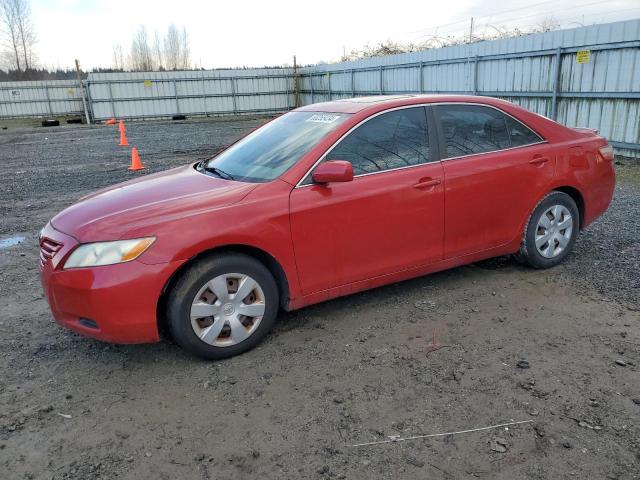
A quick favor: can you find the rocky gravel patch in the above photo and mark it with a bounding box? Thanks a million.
[562,177,640,309]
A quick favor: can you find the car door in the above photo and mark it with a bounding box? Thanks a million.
[289,106,444,295]
[434,104,555,259]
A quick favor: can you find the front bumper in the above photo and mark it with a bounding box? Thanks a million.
[39,223,183,344]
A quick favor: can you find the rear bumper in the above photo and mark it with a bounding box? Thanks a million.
[39,223,183,344]
[583,158,616,228]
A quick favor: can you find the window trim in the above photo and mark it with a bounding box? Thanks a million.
[505,115,544,149]
[325,105,436,179]
[296,105,437,187]
[295,101,547,188]
[433,103,546,162]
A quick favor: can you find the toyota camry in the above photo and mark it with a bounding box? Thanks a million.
[39,95,615,359]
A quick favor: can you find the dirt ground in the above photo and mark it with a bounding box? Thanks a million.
[0,118,638,480]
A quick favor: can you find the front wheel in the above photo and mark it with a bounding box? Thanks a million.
[518,191,579,269]
[166,253,279,360]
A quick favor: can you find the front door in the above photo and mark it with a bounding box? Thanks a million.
[289,106,444,295]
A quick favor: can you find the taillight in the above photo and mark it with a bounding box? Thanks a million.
[598,145,614,162]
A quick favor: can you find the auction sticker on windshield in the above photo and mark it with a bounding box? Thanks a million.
[306,114,341,123]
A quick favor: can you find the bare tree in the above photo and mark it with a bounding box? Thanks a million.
[130,25,153,71]
[152,29,163,70]
[180,26,190,69]
[0,0,24,71]
[163,24,191,70]
[112,43,124,70]
[164,24,180,70]
[108,23,192,72]
[12,0,34,69]
[536,16,560,33]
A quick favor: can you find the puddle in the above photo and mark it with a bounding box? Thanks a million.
[0,235,26,249]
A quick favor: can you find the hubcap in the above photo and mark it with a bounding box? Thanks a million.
[535,204,573,259]
[190,273,266,347]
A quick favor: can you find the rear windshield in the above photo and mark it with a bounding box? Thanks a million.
[201,111,350,182]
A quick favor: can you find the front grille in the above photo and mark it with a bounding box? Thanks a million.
[39,237,63,266]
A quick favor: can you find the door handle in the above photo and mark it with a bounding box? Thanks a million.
[529,156,549,166]
[413,178,441,190]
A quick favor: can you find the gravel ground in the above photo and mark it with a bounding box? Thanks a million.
[0,119,638,480]
[563,167,640,308]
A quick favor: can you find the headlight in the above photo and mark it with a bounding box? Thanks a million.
[63,237,155,269]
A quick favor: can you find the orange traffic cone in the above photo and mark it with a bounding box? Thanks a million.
[118,120,126,133]
[128,148,144,171]
[119,129,129,146]
[105,118,116,125]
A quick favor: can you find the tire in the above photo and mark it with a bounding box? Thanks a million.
[519,191,579,269]
[166,253,279,360]
[41,119,60,127]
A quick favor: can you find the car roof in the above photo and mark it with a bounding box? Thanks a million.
[295,94,516,114]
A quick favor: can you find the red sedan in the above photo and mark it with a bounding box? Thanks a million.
[39,95,615,359]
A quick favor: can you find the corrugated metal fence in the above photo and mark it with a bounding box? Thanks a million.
[298,19,640,157]
[87,68,293,120]
[0,80,84,117]
[0,19,638,156]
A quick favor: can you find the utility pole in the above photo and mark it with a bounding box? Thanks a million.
[75,59,91,124]
[293,55,300,108]
[469,17,474,43]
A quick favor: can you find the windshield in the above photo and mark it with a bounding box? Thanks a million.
[201,111,351,182]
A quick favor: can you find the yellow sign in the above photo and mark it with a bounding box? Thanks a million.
[67,88,75,96]
[576,50,590,64]
[143,80,153,87]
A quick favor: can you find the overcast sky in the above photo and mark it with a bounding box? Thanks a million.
[32,0,640,70]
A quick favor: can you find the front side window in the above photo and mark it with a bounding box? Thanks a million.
[325,107,432,176]
[202,111,350,182]
[436,104,542,159]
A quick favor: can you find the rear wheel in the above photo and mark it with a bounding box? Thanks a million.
[519,191,579,269]
[167,253,279,359]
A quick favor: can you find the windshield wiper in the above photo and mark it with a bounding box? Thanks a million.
[200,162,235,180]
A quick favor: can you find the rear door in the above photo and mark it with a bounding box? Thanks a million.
[289,106,444,295]
[434,104,555,259]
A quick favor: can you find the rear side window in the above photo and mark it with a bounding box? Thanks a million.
[327,107,431,176]
[436,105,541,159]
[506,116,543,147]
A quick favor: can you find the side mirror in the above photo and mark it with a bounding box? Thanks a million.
[312,160,354,184]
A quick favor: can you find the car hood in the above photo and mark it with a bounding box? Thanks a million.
[51,164,257,241]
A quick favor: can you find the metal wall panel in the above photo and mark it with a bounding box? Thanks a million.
[0,80,83,118]
[86,68,293,120]
[297,19,639,157]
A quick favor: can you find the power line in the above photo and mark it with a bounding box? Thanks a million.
[470,0,615,29]
[407,0,618,40]
[473,8,640,40]
[404,0,562,35]
[471,3,640,37]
